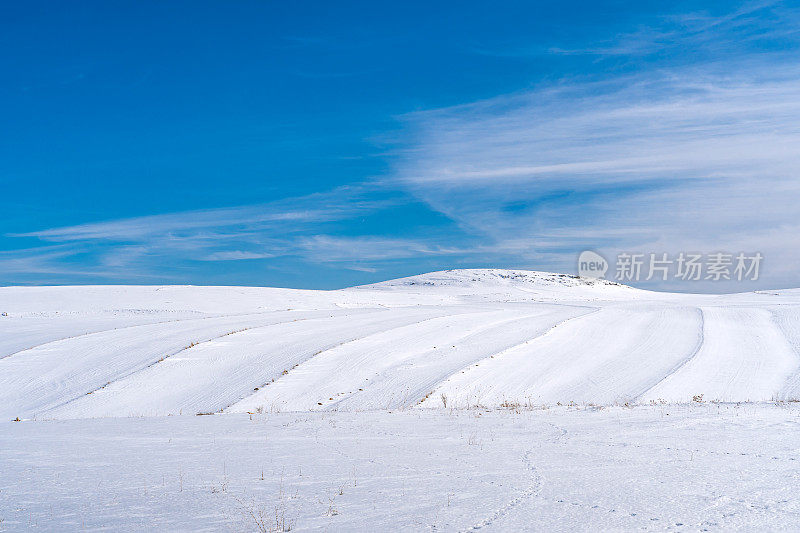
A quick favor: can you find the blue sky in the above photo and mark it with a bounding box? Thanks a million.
[2,1,800,290]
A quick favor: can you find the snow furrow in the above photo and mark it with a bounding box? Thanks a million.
[771,306,800,400]
[43,306,476,419]
[633,306,705,401]
[3,270,800,419]
[429,305,703,407]
[641,307,798,403]
[0,307,378,420]
[416,306,600,408]
[228,304,585,413]
[0,310,282,361]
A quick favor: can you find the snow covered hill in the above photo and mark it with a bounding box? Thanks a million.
[2,269,799,420]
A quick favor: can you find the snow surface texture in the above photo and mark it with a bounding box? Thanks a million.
[2,269,800,420]
[3,270,800,531]
[3,405,800,531]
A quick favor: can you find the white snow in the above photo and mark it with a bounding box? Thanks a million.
[2,269,800,531]
[3,405,800,531]
[2,269,799,419]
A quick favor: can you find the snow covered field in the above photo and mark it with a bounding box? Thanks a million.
[2,269,800,530]
[3,405,800,531]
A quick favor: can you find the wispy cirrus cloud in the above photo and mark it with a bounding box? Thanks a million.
[10,62,800,289]
[12,186,393,242]
[0,243,164,281]
[5,1,800,290]
[1,185,464,282]
[393,58,800,289]
[201,251,276,261]
[476,0,798,60]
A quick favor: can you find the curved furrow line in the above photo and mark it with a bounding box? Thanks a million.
[322,308,582,411]
[772,306,800,400]
[427,305,704,407]
[640,307,798,403]
[417,307,600,408]
[233,306,588,413]
[632,307,705,402]
[222,306,506,413]
[2,307,381,420]
[43,314,334,415]
[47,306,483,419]
[209,306,492,415]
[0,309,289,361]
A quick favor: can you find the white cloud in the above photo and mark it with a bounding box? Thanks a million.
[393,63,800,289]
[202,251,276,261]
[6,1,800,290]
[11,186,395,242]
